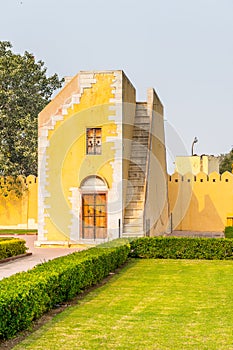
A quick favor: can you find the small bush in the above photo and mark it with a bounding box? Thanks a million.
[0,238,27,260]
[225,227,233,238]
[0,239,130,339]
[130,237,233,260]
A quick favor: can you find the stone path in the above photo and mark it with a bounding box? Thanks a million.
[0,235,85,280]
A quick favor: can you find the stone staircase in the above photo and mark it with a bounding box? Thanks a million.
[123,103,150,237]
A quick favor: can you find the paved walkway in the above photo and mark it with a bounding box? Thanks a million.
[0,235,85,280]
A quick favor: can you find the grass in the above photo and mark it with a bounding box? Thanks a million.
[0,229,37,235]
[13,259,233,350]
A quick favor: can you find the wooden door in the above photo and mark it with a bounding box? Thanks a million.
[82,193,107,239]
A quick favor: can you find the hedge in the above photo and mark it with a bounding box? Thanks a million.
[130,237,233,260]
[0,238,27,260]
[0,239,130,339]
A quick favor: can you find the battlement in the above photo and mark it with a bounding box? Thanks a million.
[168,171,233,183]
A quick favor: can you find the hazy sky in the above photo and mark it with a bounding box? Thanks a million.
[1,0,233,170]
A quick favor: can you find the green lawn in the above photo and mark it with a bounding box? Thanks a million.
[0,229,37,235]
[13,259,233,350]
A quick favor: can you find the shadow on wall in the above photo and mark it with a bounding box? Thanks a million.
[176,193,224,232]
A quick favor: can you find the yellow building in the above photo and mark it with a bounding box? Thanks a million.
[175,155,219,175]
[3,72,231,238]
[37,70,169,245]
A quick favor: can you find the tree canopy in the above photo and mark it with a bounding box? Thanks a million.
[219,148,233,174]
[0,41,63,176]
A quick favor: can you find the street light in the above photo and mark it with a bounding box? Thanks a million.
[191,137,198,156]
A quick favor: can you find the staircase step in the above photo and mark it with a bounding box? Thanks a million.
[134,114,150,122]
[128,167,145,174]
[135,108,149,114]
[134,122,150,130]
[128,194,145,201]
[126,202,144,210]
[124,217,143,227]
[136,103,147,110]
[135,114,149,120]
[131,143,148,151]
[130,158,146,166]
[132,136,149,143]
[125,208,143,216]
[126,184,144,191]
[130,149,147,155]
[128,175,145,182]
[122,231,144,237]
[130,154,147,160]
[128,173,145,180]
[128,163,146,170]
[128,180,145,187]
[123,227,144,233]
[128,175,145,181]
[125,193,145,201]
[133,129,149,137]
[128,169,146,175]
[123,223,144,233]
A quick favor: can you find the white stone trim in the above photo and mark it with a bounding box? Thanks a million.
[68,187,80,241]
[105,71,124,239]
[38,72,99,243]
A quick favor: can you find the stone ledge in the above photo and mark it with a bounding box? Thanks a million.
[0,252,32,264]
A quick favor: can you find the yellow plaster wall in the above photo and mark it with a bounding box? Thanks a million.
[0,176,37,229]
[175,156,219,175]
[42,72,119,241]
[168,171,233,232]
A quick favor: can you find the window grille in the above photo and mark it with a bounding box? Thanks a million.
[86,128,102,155]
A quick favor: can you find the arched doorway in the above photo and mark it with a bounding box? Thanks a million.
[80,176,108,239]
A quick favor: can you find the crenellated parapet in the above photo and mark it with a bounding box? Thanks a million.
[168,171,233,183]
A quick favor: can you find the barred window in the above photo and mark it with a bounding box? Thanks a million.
[86,128,102,155]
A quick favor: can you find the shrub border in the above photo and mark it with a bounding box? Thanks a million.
[129,236,233,260]
[0,238,27,260]
[0,239,130,339]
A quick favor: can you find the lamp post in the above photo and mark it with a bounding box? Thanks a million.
[191,137,198,156]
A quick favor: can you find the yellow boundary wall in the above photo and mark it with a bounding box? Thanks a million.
[168,171,233,232]
[0,175,38,229]
[0,171,232,233]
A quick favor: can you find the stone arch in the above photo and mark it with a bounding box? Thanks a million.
[80,175,108,191]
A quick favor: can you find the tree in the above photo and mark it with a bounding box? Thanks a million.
[219,148,233,174]
[0,41,63,176]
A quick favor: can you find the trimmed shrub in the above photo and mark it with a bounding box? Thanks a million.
[0,238,27,260]
[0,239,130,339]
[130,237,233,260]
[225,226,233,238]
[0,237,14,242]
